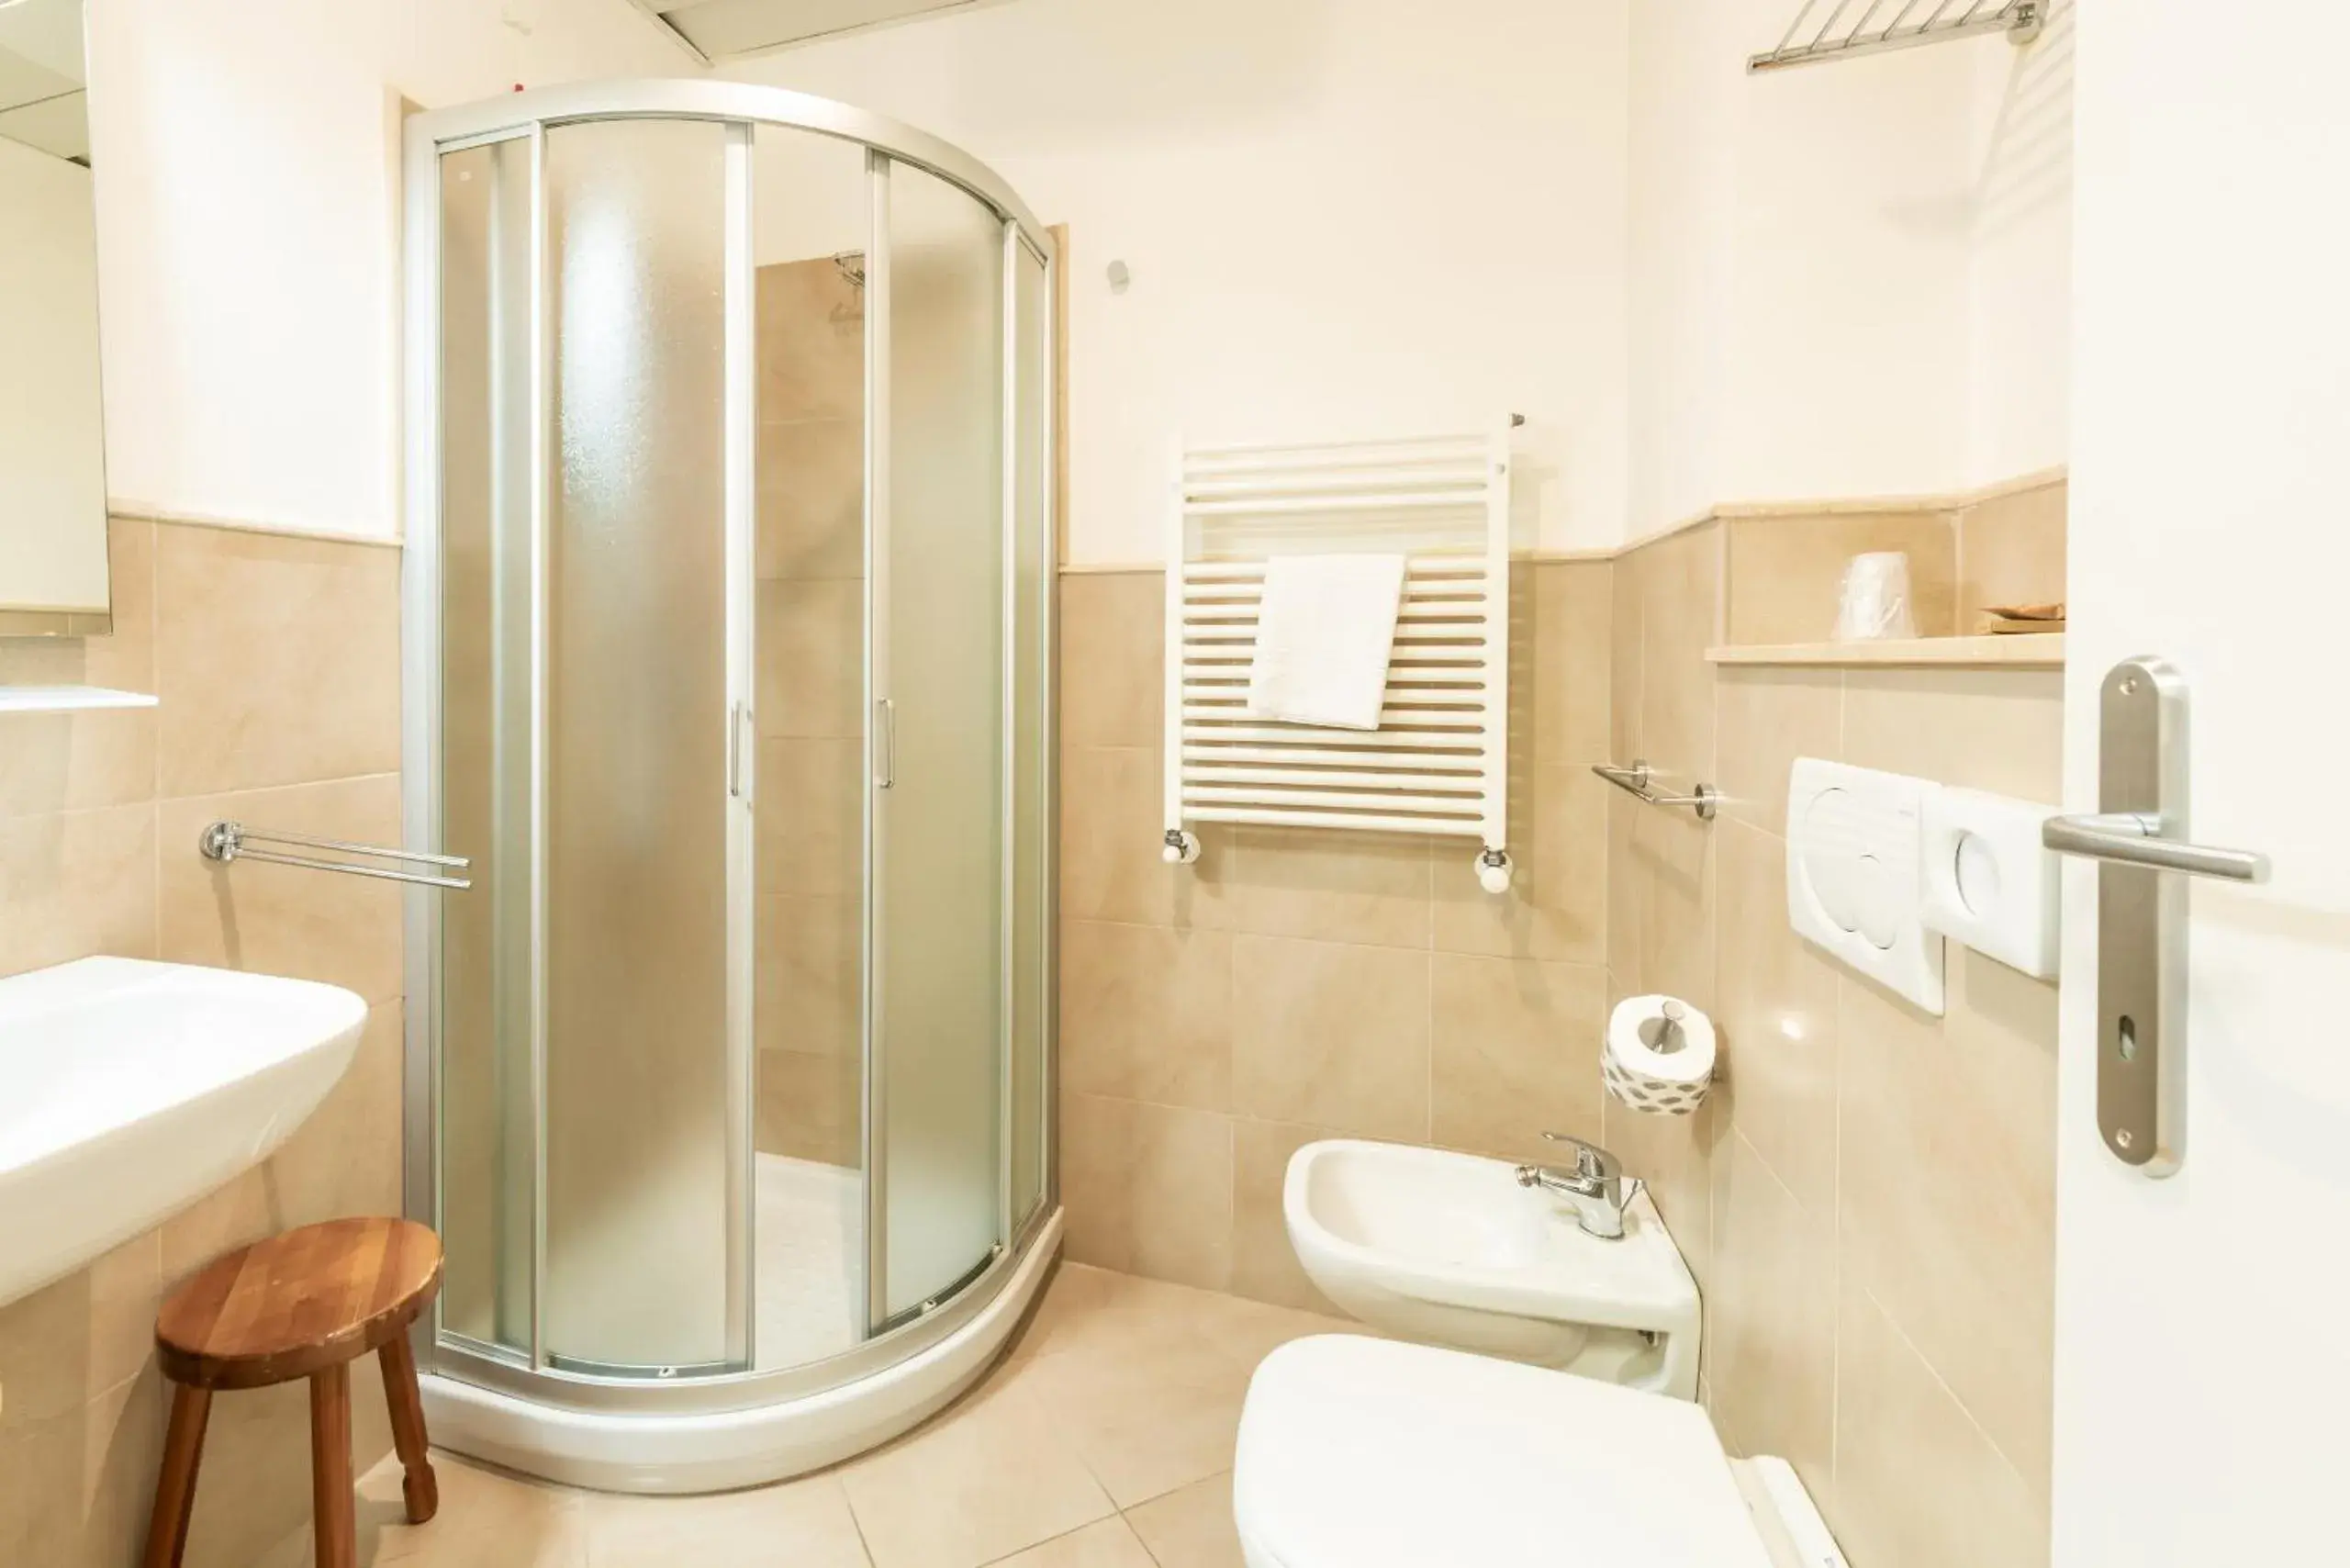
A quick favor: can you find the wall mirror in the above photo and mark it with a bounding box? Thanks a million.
[0,0,108,625]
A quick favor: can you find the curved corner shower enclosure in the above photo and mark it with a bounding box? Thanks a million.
[397,81,1057,1492]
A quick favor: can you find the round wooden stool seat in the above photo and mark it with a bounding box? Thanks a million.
[144,1218,445,1568]
[158,1217,443,1390]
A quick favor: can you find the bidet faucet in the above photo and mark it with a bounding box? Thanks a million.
[1516,1132,1643,1240]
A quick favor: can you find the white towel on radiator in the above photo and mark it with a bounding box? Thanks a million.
[1245,553,1407,730]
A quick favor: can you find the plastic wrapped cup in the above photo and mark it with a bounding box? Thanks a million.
[1833,552,1918,642]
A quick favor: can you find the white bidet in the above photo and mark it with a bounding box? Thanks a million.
[1283,1138,1701,1398]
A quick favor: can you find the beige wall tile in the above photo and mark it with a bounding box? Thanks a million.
[757,736,863,901]
[756,416,864,583]
[153,524,400,796]
[1609,543,1643,765]
[1716,669,1840,834]
[1429,953,1607,1164]
[1714,819,1839,1214]
[756,259,864,423]
[1225,827,1429,948]
[760,1048,862,1168]
[1605,789,1641,989]
[1838,954,2057,1494]
[1708,1133,1835,1503]
[1532,560,1612,764]
[1229,1117,1343,1315]
[1600,1091,1718,1294]
[264,1002,407,1231]
[1830,1283,2049,1568]
[1232,936,1430,1141]
[1957,480,2066,625]
[0,802,156,980]
[1062,1091,1137,1271]
[1726,511,1959,644]
[0,1367,165,1568]
[1635,521,1720,780]
[757,894,860,1062]
[1061,920,1232,1112]
[1058,573,1162,750]
[1431,763,1606,965]
[1061,745,1181,928]
[157,776,404,1004]
[1125,1103,1236,1293]
[0,1230,160,1437]
[757,577,865,739]
[1630,802,1715,1014]
[1840,668,2064,803]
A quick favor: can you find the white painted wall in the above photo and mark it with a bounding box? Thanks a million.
[1628,0,2072,539]
[722,0,1633,562]
[0,134,108,610]
[86,0,685,540]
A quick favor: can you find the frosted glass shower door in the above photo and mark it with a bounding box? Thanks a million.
[541,118,746,1373]
[872,159,1005,1326]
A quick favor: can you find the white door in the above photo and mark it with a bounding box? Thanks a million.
[2055,3,2350,1561]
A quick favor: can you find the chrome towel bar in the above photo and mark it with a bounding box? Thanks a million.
[1593,761,1719,822]
[198,822,473,890]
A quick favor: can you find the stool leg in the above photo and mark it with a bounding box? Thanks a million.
[142,1383,211,1568]
[308,1362,355,1568]
[377,1330,439,1522]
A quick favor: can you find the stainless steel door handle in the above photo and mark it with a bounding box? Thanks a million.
[2066,655,2272,1178]
[876,698,895,790]
[2043,811,2269,883]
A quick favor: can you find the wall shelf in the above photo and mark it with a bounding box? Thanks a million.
[0,686,160,712]
[1707,634,2063,669]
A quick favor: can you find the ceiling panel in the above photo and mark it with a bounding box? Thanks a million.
[648,0,979,60]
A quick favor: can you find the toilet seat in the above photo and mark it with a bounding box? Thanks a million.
[1233,1335,1779,1568]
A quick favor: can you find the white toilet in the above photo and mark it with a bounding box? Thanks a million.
[1283,1138,1701,1398]
[1234,1335,1846,1568]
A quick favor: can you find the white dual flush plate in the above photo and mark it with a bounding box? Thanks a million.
[1784,759,2060,1014]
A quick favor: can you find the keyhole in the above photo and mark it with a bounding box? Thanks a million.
[2117,1015,2138,1062]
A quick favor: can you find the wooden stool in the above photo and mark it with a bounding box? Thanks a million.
[142,1217,444,1568]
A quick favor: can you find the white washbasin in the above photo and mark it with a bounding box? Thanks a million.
[0,956,367,1309]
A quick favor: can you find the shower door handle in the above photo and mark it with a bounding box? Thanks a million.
[876,699,896,790]
[728,703,754,800]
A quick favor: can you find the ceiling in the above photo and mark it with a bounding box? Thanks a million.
[632,0,981,61]
[0,0,87,162]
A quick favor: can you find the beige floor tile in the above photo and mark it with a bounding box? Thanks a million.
[841,1372,1114,1568]
[363,1451,586,1568]
[1015,1326,1255,1509]
[584,1473,869,1566]
[1006,1263,1222,1370]
[1125,1473,1246,1568]
[985,1517,1156,1567]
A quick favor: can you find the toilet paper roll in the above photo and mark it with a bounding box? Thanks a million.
[1603,994,1716,1117]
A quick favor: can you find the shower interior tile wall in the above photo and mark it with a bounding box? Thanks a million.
[1056,475,2066,1568]
[0,519,406,1568]
[754,255,867,1170]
